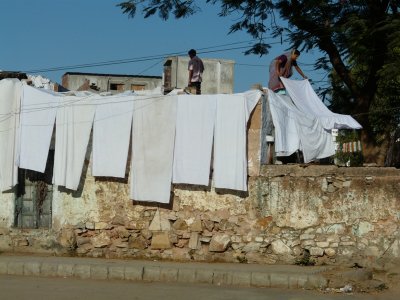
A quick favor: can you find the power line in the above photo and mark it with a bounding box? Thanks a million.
[21,38,290,75]
[2,84,400,132]
[0,92,176,131]
[18,22,394,76]
[22,39,264,74]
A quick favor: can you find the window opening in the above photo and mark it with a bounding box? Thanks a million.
[131,84,145,91]
[109,83,124,91]
[14,150,54,229]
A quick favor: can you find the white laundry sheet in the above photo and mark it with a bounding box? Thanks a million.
[281,78,362,129]
[213,90,262,191]
[268,90,336,162]
[172,94,216,186]
[0,79,22,191]
[131,94,177,203]
[92,94,134,178]
[268,92,300,157]
[19,85,59,173]
[53,95,96,190]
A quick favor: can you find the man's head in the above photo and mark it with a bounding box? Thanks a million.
[188,49,196,58]
[291,49,301,61]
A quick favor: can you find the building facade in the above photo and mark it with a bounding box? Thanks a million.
[62,72,162,93]
[163,56,234,94]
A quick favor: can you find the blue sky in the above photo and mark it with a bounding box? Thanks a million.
[0,0,327,93]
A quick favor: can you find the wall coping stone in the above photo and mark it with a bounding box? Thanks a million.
[260,165,400,178]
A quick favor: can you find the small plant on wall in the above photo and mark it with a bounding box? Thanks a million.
[295,249,315,266]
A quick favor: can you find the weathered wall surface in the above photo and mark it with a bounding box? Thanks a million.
[255,166,400,268]
[1,95,399,268]
[164,56,235,94]
[1,165,399,269]
[0,192,14,228]
[61,73,162,93]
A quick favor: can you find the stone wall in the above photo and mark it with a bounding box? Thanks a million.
[1,95,399,268]
[1,165,399,270]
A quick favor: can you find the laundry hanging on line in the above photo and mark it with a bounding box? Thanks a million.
[0,79,21,192]
[92,93,134,178]
[172,94,216,186]
[267,78,361,163]
[52,94,97,190]
[280,77,362,130]
[19,84,60,173]
[213,90,261,191]
[0,79,262,203]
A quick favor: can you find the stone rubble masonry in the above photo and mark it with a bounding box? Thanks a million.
[1,165,400,269]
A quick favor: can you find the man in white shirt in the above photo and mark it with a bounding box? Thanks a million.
[188,49,205,95]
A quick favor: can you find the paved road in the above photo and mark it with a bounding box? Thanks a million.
[0,275,397,300]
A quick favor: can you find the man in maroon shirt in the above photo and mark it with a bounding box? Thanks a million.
[268,49,308,92]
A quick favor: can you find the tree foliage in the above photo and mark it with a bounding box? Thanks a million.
[117,0,400,164]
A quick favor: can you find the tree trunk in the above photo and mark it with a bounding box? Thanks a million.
[351,91,389,164]
[360,131,389,165]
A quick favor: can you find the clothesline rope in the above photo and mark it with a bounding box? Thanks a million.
[0,91,174,118]
[0,88,260,132]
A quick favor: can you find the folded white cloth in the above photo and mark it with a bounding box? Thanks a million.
[19,85,59,173]
[92,94,134,178]
[131,94,177,203]
[172,94,216,186]
[281,78,362,129]
[213,90,261,191]
[0,79,22,191]
[53,95,96,190]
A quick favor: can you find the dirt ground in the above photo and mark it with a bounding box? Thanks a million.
[320,265,400,297]
[1,274,400,300]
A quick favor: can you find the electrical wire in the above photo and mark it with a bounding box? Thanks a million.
[21,37,294,75]
[2,27,395,123]
[22,39,266,74]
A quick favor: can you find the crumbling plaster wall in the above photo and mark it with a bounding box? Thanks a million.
[254,166,400,266]
[1,164,399,269]
[1,96,400,268]
[0,192,14,228]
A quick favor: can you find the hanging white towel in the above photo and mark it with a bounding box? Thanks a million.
[131,94,177,203]
[53,95,96,190]
[268,91,300,157]
[268,90,335,162]
[281,78,362,129]
[0,79,22,191]
[92,94,134,178]
[294,112,336,162]
[19,85,59,173]
[172,94,216,186]
[213,90,261,191]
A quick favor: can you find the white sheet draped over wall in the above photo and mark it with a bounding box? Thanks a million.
[213,90,261,191]
[268,89,336,163]
[92,94,134,178]
[172,94,216,186]
[268,92,300,157]
[281,78,362,130]
[19,85,59,173]
[131,95,177,203]
[1,81,261,201]
[53,95,96,190]
[295,112,336,162]
[0,79,22,191]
